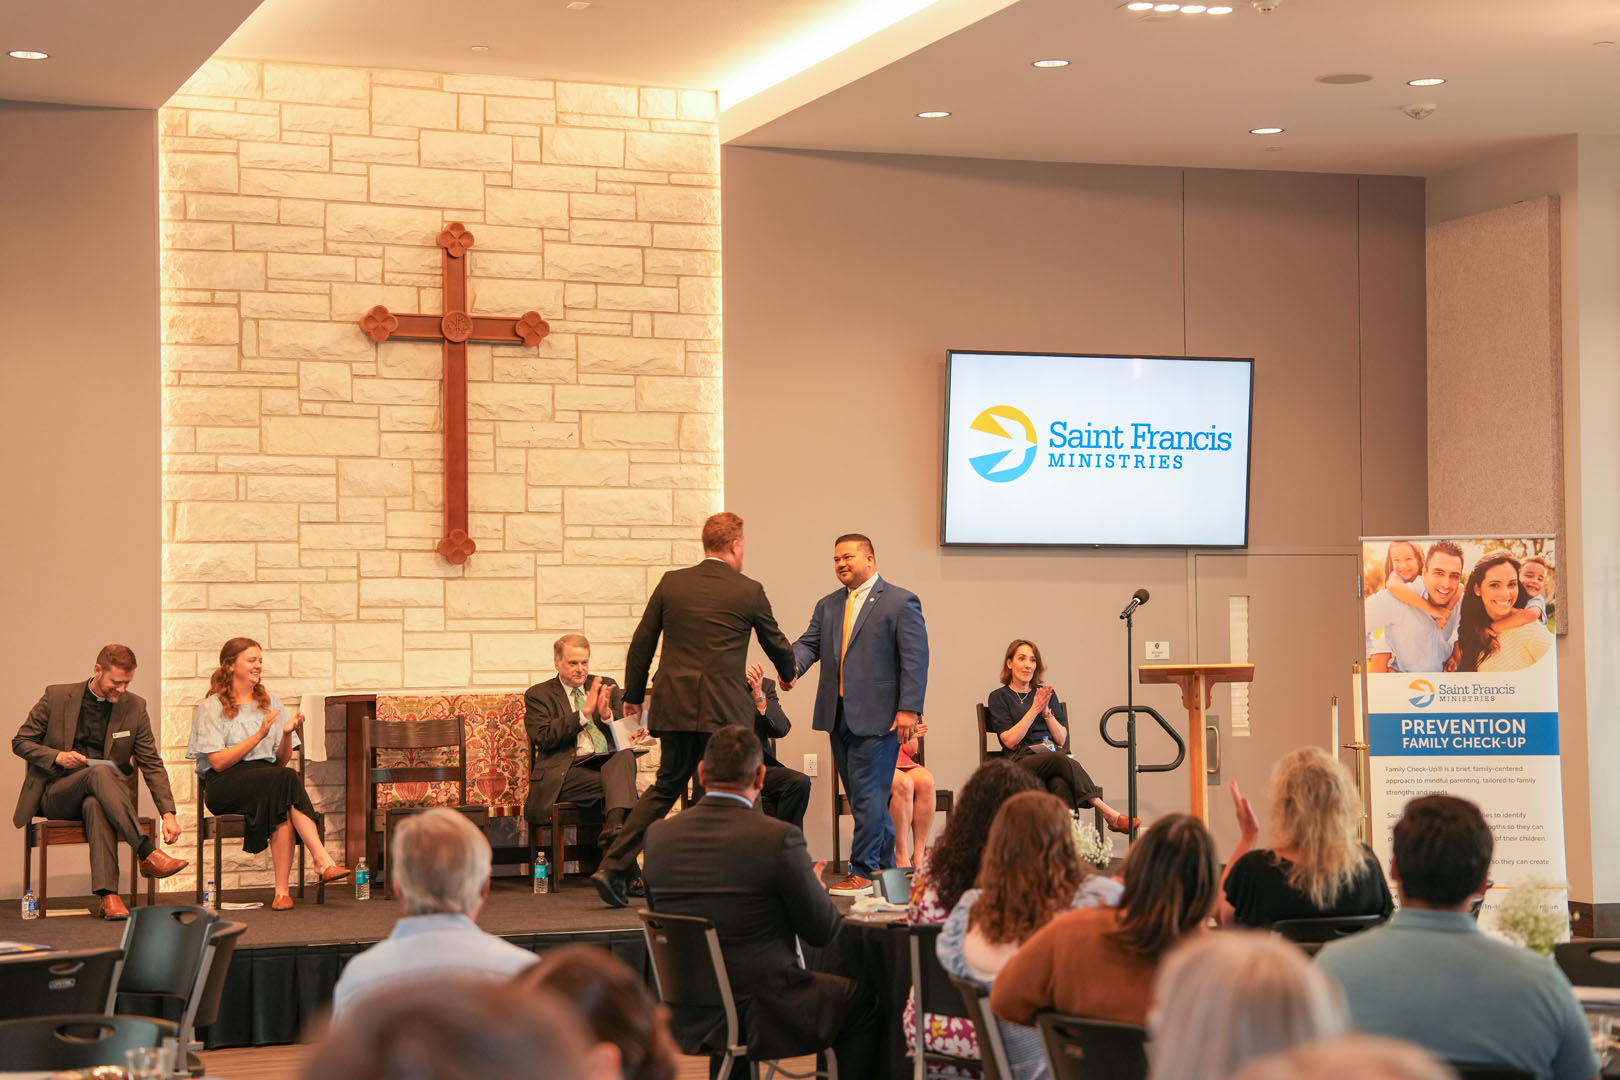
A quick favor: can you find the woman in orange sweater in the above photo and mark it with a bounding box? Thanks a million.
[989,813,1217,1027]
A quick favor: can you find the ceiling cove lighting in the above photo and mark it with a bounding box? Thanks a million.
[1153,3,1181,10]
[1207,5,1234,12]
[1031,58,1070,68]
[1249,126,1284,134]
[8,50,48,60]
[1126,2,1155,8]
[1407,76,1445,86]
[917,110,951,118]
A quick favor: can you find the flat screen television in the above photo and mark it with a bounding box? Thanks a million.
[941,351,1254,547]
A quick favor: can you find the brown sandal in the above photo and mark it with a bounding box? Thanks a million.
[271,894,294,911]
[317,864,352,884]
[1108,813,1141,835]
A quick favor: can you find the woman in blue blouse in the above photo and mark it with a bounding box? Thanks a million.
[986,639,1136,834]
[187,637,350,909]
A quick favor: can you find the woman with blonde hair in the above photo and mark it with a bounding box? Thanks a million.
[187,637,350,909]
[938,791,1122,1080]
[1149,932,1348,1080]
[1218,746,1391,927]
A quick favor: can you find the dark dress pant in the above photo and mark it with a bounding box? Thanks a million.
[39,765,149,894]
[600,731,708,874]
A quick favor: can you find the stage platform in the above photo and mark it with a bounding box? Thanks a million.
[0,877,652,1048]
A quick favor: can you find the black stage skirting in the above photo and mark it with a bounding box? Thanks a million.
[0,880,650,1048]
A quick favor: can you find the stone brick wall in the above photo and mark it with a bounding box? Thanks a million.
[157,59,720,890]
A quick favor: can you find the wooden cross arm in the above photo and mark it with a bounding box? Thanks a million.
[358,306,550,347]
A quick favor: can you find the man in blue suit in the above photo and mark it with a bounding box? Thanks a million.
[792,534,929,894]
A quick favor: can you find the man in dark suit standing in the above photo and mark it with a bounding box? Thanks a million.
[745,663,812,831]
[793,534,929,895]
[592,511,798,908]
[12,644,188,919]
[642,726,877,1078]
[523,634,644,848]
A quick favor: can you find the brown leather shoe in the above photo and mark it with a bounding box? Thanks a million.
[317,864,352,885]
[271,894,294,911]
[828,874,873,896]
[139,848,188,879]
[99,894,129,920]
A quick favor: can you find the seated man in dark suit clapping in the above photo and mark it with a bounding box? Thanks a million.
[745,663,812,832]
[523,634,644,849]
[643,726,878,1079]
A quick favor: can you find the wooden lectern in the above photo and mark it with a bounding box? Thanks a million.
[1139,663,1255,822]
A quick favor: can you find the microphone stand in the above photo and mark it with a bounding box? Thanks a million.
[1123,607,1138,840]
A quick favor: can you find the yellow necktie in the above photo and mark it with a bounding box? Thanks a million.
[840,589,859,696]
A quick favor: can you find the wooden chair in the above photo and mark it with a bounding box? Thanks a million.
[364,714,489,894]
[830,735,954,873]
[23,817,156,915]
[194,747,324,904]
[639,910,836,1080]
[975,703,1105,838]
[528,800,601,888]
[1555,938,1620,987]
[1034,1013,1149,1080]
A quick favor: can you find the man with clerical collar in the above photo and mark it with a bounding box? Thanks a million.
[12,644,187,919]
[523,634,644,850]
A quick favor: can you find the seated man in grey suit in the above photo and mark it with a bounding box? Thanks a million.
[12,644,187,920]
[523,635,644,848]
[746,663,812,831]
[643,726,877,1079]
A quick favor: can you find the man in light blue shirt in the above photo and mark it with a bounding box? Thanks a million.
[1317,796,1598,1080]
[1365,541,1464,673]
[332,808,535,1015]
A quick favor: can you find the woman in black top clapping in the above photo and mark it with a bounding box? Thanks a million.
[986,639,1138,834]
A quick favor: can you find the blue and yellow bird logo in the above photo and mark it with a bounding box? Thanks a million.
[1407,679,1436,708]
[967,406,1038,483]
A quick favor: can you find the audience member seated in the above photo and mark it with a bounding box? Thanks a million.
[1218,746,1392,927]
[939,791,1123,1080]
[992,813,1217,1028]
[746,663,813,831]
[332,808,537,1015]
[303,978,614,1080]
[1316,795,1599,1080]
[524,634,644,848]
[905,760,1041,1076]
[986,639,1136,833]
[186,637,349,911]
[642,725,878,1079]
[514,944,679,1080]
[12,643,187,920]
[1149,931,1348,1080]
[1234,1036,1456,1080]
[890,723,936,868]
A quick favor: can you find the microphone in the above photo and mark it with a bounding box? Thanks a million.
[1119,588,1150,620]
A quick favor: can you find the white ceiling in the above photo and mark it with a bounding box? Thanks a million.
[733,0,1620,177]
[5,0,1619,178]
[0,0,263,109]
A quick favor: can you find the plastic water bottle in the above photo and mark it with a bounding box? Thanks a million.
[203,880,217,911]
[533,853,550,895]
[354,858,371,901]
[20,889,38,920]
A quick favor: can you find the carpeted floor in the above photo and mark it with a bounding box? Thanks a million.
[0,876,645,951]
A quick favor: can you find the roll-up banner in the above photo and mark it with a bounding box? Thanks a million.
[1360,536,1565,926]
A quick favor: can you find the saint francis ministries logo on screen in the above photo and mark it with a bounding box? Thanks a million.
[966,403,1239,484]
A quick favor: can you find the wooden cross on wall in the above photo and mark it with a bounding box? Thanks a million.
[358,223,550,565]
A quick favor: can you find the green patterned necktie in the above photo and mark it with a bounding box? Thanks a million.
[573,686,610,753]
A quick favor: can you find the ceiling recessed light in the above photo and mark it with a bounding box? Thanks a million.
[1126,1,1155,8]
[1407,76,1445,87]
[1207,4,1234,12]
[1031,59,1070,68]
[1317,72,1373,84]
[1595,40,1615,47]
[470,45,490,52]
[917,110,951,119]
[8,49,48,60]
[1181,4,1208,11]
[1153,3,1181,10]
[565,1,591,8]
[1250,126,1284,135]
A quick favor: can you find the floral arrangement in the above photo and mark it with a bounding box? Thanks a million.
[1073,814,1110,866]
[1491,875,1569,955]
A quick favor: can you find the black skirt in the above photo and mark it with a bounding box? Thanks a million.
[203,759,317,854]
